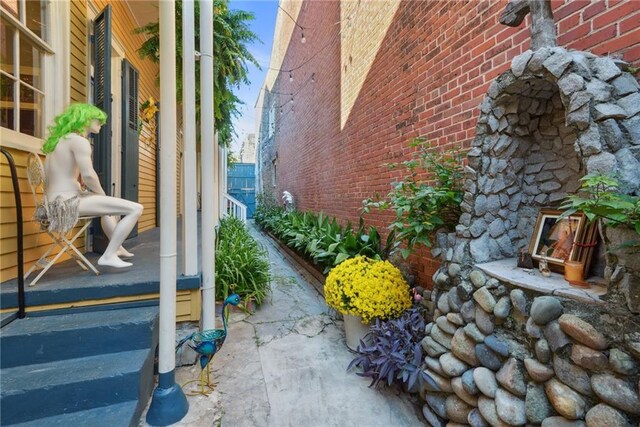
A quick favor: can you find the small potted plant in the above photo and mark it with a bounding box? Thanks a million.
[561,174,640,268]
[324,255,412,350]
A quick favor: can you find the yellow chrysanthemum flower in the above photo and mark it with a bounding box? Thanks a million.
[324,255,411,323]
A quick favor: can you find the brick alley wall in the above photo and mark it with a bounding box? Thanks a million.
[261,0,640,287]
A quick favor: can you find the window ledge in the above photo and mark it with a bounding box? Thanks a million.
[0,128,43,153]
[475,258,607,305]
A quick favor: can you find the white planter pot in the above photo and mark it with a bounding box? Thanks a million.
[343,314,370,351]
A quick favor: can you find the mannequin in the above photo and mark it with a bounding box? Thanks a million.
[43,103,143,268]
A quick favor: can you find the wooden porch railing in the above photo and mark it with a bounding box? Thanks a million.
[221,193,247,223]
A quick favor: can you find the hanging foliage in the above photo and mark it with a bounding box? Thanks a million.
[139,96,159,145]
[135,0,260,147]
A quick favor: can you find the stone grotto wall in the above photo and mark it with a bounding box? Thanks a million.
[434,47,640,316]
[452,47,640,267]
[419,267,640,427]
[421,48,640,426]
[464,77,582,263]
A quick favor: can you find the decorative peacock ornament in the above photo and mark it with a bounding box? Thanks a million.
[176,294,241,395]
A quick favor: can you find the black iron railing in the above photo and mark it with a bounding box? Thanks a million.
[1,148,26,319]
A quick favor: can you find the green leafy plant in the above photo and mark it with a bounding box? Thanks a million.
[560,174,640,251]
[215,216,270,309]
[363,138,463,259]
[254,196,392,274]
[135,0,260,146]
[311,216,393,272]
[254,191,281,225]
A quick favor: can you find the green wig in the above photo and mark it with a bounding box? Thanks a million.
[42,103,107,154]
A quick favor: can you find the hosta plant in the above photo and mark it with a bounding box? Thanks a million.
[347,307,428,389]
[254,197,393,273]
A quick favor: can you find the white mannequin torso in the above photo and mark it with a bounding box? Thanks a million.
[45,134,90,201]
[43,129,142,268]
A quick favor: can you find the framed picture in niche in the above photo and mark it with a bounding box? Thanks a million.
[528,209,587,273]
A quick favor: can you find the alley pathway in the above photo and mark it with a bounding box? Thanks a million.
[155,222,423,427]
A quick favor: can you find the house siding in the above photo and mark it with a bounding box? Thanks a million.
[1,0,167,282]
[1,0,88,282]
[0,149,84,281]
[91,0,161,232]
[1,1,196,321]
[259,0,640,286]
[70,0,88,103]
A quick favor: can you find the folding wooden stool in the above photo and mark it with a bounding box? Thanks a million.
[24,153,100,287]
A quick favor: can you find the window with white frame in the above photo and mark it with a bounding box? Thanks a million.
[1,0,52,138]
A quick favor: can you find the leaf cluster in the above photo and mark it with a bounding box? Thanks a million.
[347,306,427,390]
[561,174,640,249]
[135,0,260,147]
[254,196,393,274]
[254,191,280,217]
[363,138,463,259]
[215,216,271,309]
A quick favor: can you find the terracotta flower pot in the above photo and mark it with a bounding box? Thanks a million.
[564,260,589,288]
[343,314,370,351]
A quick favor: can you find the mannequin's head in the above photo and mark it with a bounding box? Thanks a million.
[42,103,107,154]
[87,119,103,134]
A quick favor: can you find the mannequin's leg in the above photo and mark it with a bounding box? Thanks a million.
[101,215,135,258]
[79,195,143,268]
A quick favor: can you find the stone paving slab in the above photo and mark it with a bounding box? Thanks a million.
[142,222,423,426]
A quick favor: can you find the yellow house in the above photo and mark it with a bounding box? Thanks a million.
[1,0,196,319]
[1,2,229,423]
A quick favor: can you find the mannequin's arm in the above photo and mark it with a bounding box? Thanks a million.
[72,136,106,196]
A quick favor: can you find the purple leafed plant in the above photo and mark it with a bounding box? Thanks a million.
[347,306,428,390]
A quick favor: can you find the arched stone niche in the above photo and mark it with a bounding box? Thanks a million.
[454,47,640,267]
[433,47,640,312]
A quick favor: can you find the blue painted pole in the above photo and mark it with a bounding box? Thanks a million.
[146,1,188,424]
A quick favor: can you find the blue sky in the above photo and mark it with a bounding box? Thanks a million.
[228,0,278,155]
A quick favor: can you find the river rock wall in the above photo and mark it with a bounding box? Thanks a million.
[419,267,640,426]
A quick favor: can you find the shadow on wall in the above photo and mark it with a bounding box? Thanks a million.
[263,0,640,287]
[266,1,506,285]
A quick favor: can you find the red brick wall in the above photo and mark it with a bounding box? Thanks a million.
[266,0,640,287]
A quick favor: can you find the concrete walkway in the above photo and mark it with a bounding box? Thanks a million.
[161,222,423,427]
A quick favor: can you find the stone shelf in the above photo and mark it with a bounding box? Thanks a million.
[475,258,607,305]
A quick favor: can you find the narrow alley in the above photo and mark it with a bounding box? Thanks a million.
[160,222,422,427]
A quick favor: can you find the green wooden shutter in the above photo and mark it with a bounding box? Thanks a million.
[91,5,112,253]
[121,59,139,237]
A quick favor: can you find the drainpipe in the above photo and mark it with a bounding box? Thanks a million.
[214,133,220,225]
[201,0,216,330]
[182,0,198,276]
[219,145,227,219]
[223,146,228,195]
[146,1,189,424]
[218,144,223,219]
